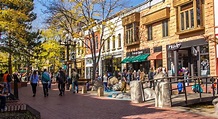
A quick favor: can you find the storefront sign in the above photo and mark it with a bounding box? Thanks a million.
[132,50,143,55]
[168,43,181,51]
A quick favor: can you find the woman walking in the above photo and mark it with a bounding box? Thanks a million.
[30,71,39,97]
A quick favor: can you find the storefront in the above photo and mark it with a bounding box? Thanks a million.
[101,52,122,76]
[85,58,93,79]
[167,39,209,77]
[148,46,163,69]
[76,59,85,78]
[122,49,150,73]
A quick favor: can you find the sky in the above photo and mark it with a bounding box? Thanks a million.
[32,0,146,30]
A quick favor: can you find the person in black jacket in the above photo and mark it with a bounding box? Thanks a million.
[148,67,154,88]
[57,68,66,96]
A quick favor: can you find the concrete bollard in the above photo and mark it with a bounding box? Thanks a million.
[130,81,143,103]
[81,85,87,94]
[97,87,104,97]
[155,81,171,107]
[212,98,218,115]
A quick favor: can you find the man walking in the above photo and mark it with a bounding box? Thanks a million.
[57,68,66,96]
[41,69,50,97]
[71,69,79,93]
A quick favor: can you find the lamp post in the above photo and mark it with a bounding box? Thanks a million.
[59,34,72,77]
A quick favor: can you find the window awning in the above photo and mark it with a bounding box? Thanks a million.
[148,52,162,60]
[132,54,150,62]
[121,57,132,64]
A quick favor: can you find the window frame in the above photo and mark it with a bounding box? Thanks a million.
[107,38,110,52]
[147,25,152,41]
[118,33,121,48]
[162,20,169,37]
[124,22,139,45]
[177,0,204,32]
[112,35,115,50]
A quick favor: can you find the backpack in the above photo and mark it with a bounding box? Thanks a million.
[42,73,50,82]
[7,74,12,82]
[57,71,65,83]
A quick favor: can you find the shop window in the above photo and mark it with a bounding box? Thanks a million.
[200,45,209,54]
[200,55,209,76]
[162,20,169,37]
[167,51,175,76]
[147,25,152,41]
[177,0,204,32]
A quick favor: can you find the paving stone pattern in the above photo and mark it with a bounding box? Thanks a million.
[18,83,217,119]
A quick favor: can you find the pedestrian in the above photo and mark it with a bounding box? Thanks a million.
[103,72,108,92]
[121,69,127,93]
[48,72,53,89]
[41,69,50,97]
[0,84,7,112]
[57,68,66,96]
[30,71,39,97]
[3,71,12,94]
[71,69,79,93]
[148,67,154,88]
[0,70,3,82]
[13,72,20,99]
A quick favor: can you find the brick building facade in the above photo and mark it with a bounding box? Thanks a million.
[122,0,216,76]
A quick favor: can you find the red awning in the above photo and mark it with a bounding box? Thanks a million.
[148,52,162,60]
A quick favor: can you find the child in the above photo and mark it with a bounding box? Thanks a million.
[177,81,183,94]
[86,81,90,91]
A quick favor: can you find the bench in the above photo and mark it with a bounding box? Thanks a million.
[78,78,91,85]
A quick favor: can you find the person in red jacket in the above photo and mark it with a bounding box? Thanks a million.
[3,71,12,94]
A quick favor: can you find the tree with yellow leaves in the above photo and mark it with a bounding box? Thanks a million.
[0,0,41,73]
[43,0,127,81]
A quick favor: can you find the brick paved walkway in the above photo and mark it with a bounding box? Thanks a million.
[18,83,217,119]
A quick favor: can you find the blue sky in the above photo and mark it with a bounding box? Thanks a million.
[32,0,146,30]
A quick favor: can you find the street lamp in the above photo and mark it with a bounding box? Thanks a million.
[59,34,76,76]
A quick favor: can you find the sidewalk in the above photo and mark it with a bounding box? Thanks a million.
[17,83,217,119]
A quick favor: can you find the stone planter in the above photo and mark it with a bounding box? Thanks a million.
[212,98,218,115]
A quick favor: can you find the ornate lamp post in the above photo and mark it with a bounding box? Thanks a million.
[59,34,72,77]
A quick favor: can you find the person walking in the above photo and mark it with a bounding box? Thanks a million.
[57,68,66,96]
[13,72,20,99]
[148,67,154,88]
[121,69,127,93]
[30,71,39,97]
[3,71,12,94]
[103,73,108,92]
[0,84,7,112]
[41,69,50,97]
[71,69,79,93]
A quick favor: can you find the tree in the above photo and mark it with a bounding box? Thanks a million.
[43,0,127,81]
[0,0,41,74]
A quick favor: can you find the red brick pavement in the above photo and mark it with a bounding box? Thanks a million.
[17,83,216,119]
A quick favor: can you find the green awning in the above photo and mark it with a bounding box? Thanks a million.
[132,54,150,62]
[121,57,132,64]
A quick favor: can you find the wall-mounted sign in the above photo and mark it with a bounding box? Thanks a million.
[132,50,143,55]
[168,43,181,51]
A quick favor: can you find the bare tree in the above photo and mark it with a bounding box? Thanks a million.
[43,0,127,81]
